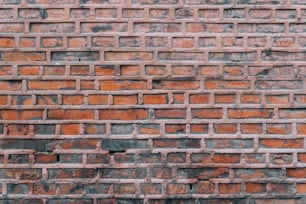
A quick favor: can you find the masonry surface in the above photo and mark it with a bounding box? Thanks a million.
[0,0,306,203]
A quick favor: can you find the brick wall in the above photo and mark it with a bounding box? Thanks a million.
[0,0,306,203]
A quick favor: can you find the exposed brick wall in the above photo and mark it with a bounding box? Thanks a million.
[0,0,306,203]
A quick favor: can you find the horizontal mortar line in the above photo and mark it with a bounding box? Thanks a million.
[0,119,306,123]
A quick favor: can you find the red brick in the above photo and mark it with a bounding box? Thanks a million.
[100,109,148,120]
[48,109,95,120]
[113,95,138,105]
[28,80,75,90]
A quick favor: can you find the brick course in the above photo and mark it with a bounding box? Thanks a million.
[0,0,306,203]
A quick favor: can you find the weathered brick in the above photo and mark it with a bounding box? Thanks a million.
[81,22,128,33]
[0,51,45,61]
[30,23,74,33]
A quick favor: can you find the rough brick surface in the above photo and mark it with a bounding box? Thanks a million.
[0,0,306,203]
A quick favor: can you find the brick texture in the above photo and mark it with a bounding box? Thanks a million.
[0,0,306,203]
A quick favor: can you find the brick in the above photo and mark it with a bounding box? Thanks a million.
[206,139,253,149]
[18,65,40,76]
[249,9,272,19]
[35,153,57,163]
[199,9,220,19]
[213,153,240,163]
[209,52,257,62]
[88,95,108,105]
[215,94,236,103]
[228,108,274,119]
[140,183,162,194]
[27,0,75,4]
[70,8,90,18]
[279,109,306,118]
[0,37,14,47]
[186,0,230,4]
[287,168,306,178]
[224,8,245,18]
[134,23,181,33]
[0,168,42,179]
[155,109,186,119]
[47,139,98,150]
[0,9,14,19]
[92,36,115,47]
[260,139,304,149]
[235,168,281,179]
[219,183,241,194]
[133,0,178,4]
[68,37,87,48]
[113,94,138,105]
[105,51,152,61]
[146,36,167,47]
[84,183,111,194]
[238,23,284,33]
[167,152,186,163]
[48,168,97,179]
[190,124,209,134]
[119,36,141,47]
[172,37,194,48]
[8,183,30,194]
[246,183,266,194]
[138,153,162,163]
[143,94,168,104]
[191,108,223,119]
[0,110,43,120]
[297,124,306,135]
[248,37,267,47]
[151,167,173,179]
[153,139,200,149]
[48,109,94,120]
[175,8,194,19]
[149,9,170,19]
[52,51,99,61]
[58,183,84,194]
[0,23,24,33]
[206,80,251,89]
[28,80,75,90]
[259,139,304,148]
[214,124,237,134]
[100,109,148,120]
[167,183,189,194]
[100,168,146,179]
[101,139,147,151]
[266,124,291,134]
[30,23,74,33]
[122,8,144,18]
[138,124,160,134]
[262,51,306,61]
[187,23,233,33]
[19,37,35,48]
[44,66,65,76]
[0,51,45,61]
[240,123,263,134]
[178,167,228,179]
[33,183,57,195]
[189,94,209,104]
[114,183,136,195]
[7,124,30,135]
[80,0,128,4]
[165,124,186,134]
[153,80,199,90]
[193,182,215,194]
[47,199,92,204]
[0,80,22,91]
[270,153,293,165]
[81,22,128,33]
[8,154,29,164]
[95,8,117,18]
[245,153,265,164]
